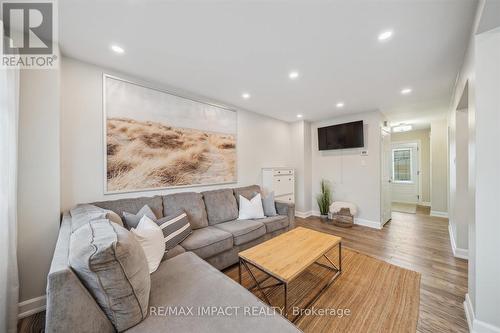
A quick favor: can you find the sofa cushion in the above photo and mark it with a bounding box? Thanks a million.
[233,185,261,206]
[259,215,289,233]
[162,244,185,261]
[126,252,301,333]
[69,219,150,332]
[202,188,239,225]
[213,219,266,246]
[180,227,233,258]
[163,192,208,230]
[93,196,164,221]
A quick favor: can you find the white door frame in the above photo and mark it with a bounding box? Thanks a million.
[380,127,392,225]
[391,140,422,204]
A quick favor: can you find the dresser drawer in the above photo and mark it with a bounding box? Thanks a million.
[273,169,293,176]
[273,175,294,196]
[275,194,294,204]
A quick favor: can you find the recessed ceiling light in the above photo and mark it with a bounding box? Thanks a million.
[336,102,345,108]
[296,114,303,118]
[401,88,412,95]
[392,124,412,132]
[110,44,125,54]
[378,30,393,41]
[242,93,251,99]
[289,71,299,80]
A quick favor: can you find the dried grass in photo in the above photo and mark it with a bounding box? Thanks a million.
[106,118,236,191]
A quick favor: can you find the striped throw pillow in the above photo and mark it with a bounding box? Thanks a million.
[155,210,192,252]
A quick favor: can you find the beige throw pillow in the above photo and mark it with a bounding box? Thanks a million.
[105,210,124,227]
[131,215,165,273]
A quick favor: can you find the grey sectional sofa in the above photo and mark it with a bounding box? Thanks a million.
[46,185,299,332]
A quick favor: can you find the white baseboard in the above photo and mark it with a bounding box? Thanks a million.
[430,210,449,218]
[448,224,468,260]
[392,200,418,205]
[354,217,383,230]
[420,201,431,207]
[295,211,312,218]
[18,295,46,319]
[464,293,500,333]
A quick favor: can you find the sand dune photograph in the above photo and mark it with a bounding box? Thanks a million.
[104,76,237,192]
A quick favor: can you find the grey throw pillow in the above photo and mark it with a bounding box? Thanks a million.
[69,219,150,332]
[123,205,156,229]
[155,210,192,253]
[262,191,278,217]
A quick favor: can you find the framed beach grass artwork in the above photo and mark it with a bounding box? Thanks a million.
[103,74,237,193]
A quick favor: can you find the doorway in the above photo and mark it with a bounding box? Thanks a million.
[391,141,420,213]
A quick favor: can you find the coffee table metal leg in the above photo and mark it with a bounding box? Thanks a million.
[238,259,242,285]
[241,260,272,305]
[339,242,342,272]
[284,283,288,318]
[291,243,342,323]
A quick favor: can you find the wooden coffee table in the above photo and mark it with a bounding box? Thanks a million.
[238,227,342,322]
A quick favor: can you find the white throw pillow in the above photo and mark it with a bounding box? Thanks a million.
[131,215,165,273]
[238,193,265,219]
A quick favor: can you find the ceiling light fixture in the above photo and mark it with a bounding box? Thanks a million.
[392,124,413,132]
[241,93,251,99]
[289,71,299,80]
[296,114,303,118]
[378,30,393,41]
[401,88,412,95]
[110,44,125,54]
[336,102,345,108]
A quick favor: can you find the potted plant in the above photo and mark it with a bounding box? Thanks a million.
[316,179,332,221]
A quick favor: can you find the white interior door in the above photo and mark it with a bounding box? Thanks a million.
[381,128,392,224]
[391,142,419,203]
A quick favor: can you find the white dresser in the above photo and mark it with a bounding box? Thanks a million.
[261,167,295,204]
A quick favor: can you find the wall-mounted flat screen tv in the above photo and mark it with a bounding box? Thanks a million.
[318,120,364,150]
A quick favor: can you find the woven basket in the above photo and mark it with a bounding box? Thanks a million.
[332,208,354,228]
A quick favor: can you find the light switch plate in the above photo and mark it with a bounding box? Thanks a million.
[360,150,368,156]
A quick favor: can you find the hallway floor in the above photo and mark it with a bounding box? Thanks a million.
[295,206,469,333]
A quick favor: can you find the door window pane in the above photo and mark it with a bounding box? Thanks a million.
[393,149,412,182]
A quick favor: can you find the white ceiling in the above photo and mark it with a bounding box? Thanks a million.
[59,0,477,124]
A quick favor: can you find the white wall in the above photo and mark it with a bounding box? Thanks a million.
[311,111,383,227]
[17,68,61,311]
[60,57,294,211]
[449,2,500,330]
[473,27,500,330]
[449,0,479,311]
[290,120,312,214]
[430,119,448,216]
[449,109,469,253]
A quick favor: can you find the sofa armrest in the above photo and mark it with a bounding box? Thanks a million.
[275,201,295,229]
[46,213,114,333]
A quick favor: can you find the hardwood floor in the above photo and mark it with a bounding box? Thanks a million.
[18,206,467,333]
[293,207,469,333]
